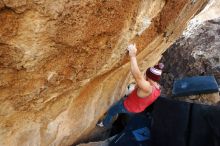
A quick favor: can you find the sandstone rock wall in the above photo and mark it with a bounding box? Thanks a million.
[0,0,208,146]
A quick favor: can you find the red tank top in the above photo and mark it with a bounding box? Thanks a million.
[123,86,160,113]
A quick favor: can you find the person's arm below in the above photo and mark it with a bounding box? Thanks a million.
[127,44,152,94]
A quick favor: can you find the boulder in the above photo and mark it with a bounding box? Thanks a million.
[161,18,220,96]
[0,0,208,145]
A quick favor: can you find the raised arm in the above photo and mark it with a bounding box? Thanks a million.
[127,44,152,94]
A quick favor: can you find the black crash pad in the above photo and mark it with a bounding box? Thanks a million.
[151,97,220,146]
[205,105,220,146]
[189,104,220,146]
[204,105,220,137]
[172,76,219,97]
[151,97,191,146]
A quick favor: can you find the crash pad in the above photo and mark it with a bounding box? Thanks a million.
[172,76,219,97]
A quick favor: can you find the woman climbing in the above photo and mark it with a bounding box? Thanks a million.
[97,44,164,128]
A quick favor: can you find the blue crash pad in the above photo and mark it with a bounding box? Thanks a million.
[110,114,152,146]
[172,76,219,97]
[132,127,150,141]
